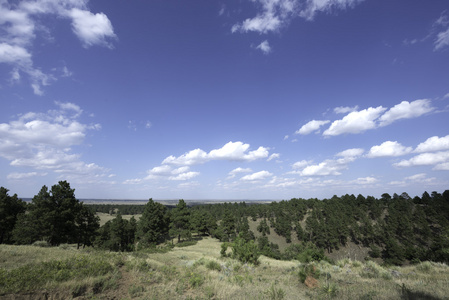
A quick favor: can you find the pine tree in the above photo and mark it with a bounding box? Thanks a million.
[137,198,169,246]
[0,187,26,244]
[169,199,191,243]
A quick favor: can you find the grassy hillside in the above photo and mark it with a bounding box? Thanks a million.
[1,238,449,299]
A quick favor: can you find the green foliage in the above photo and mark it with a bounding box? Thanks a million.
[319,281,339,298]
[0,187,26,244]
[169,199,191,243]
[95,213,135,251]
[298,263,320,283]
[264,282,285,300]
[137,198,169,247]
[175,240,198,247]
[0,255,113,293]
[230,234,260,265]
[187,271,204,288]
[205,260,222,272]
[12,181,99,247]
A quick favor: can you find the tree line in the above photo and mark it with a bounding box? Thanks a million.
[1,181,448,265]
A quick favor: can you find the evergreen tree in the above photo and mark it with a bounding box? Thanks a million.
[169,199,191,243]
[0,187,26,244]
[137,198,169,246]
[12,181,98,246]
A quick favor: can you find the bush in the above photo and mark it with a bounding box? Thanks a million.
[298,263,320,283]
[206,260,222,272]
[230,234,260,265]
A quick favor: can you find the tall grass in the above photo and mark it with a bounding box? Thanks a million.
[1,239,449,299]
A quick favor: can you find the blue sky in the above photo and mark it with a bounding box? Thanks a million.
[1,0,448,200]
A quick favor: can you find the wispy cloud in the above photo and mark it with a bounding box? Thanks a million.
[256,40,272,54]
[232,0,364,34]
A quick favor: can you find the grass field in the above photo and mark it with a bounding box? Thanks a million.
[97,212,142,226]
[1,238,449,299]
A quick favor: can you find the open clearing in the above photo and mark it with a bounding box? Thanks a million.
[1,238,449,299]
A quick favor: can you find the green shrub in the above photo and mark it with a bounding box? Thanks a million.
[265,282,285,300]
[205,260,222,272]
[230,234,260,265]
[298,263,320,283]
[187,272,204,288]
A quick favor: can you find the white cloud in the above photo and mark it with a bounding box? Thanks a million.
[378,99,434,126]
[323,106,386,136]
[292,160,311,169]
[299,0,364,21]
[334,105,359,114]
[7,171,46,180]
[256,40,272,54]
[232,0,363,34]
[68,8,116,48]
[169,171,200,181]
[162,141,269,165]
[394,151,449,169]
[267,153,280,161]
[0,102,110,181]
[228,167,252,179]
[296,120,330,135]
[300,156,356,176]
[0,43,31,64]
[241,170,273,181]
[232,12,282,34]
[0,0,116,94]
[390,173,437,186]
[336,148,364,157]
[367,141,413,158]
[434,11,449,50]
[415,135,449,153]
[351,176,378,185]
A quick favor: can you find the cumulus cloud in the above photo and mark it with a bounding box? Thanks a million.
[394,151,449,169]
[0,102,109,180]
[378,99,434,127]
[0,0,116,94]
[144,165,198,181]
[367,141,413,158]
[336,148,364,157]
[351,176,378,185]
[292,160,311,169]
[228,167,252,179]
[256,40,272,54]
[296,120,330,135]
[241,170,273,181]
[323,106,386,136]
[300,156,357,176]
[334,105,359,114]
[68,8,116,48]
[414,135,449,153]
[162,141,269,165]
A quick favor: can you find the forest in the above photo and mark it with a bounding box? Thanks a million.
[1,181,449,266]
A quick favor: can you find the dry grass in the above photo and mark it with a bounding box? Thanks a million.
[2,239,449,299]
[97,212,142,226]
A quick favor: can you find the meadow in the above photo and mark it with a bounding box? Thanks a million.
[1,237,449,299]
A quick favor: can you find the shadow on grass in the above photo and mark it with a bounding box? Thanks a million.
[401,284,444,300]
